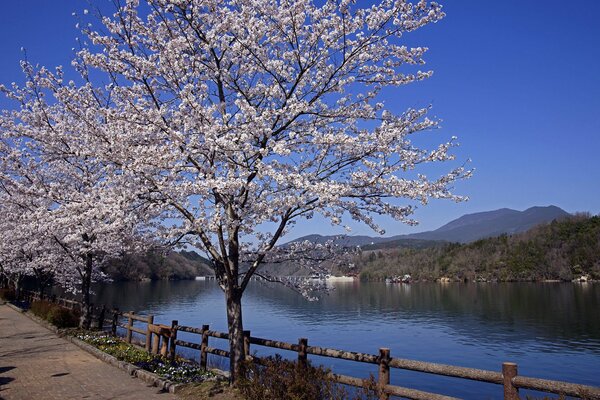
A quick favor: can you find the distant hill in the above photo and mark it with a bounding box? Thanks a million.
[179,250,211,265]
[289,234,398,247]
[103,206,571,280]
[289,205,570,247]
[103,249,213,281]
[361,238,446,251]
[357,213,600,282]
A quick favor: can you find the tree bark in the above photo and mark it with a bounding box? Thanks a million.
[13,273,23,300]
[34,269,49,300]
[225,286,245,384]
[79,253,93,329]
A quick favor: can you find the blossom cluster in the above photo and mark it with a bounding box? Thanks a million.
[0,0,469,300]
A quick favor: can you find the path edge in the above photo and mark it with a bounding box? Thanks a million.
[3,302,187,394]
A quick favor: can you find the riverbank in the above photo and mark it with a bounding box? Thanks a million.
[366,277,599,283]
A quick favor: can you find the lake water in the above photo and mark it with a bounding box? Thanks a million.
[91,280,600,399]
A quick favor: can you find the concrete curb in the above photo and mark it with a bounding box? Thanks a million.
[6,303,187,394]
[6,302,26,313]
[67,335,185,393]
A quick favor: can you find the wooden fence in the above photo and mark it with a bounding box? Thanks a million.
[116,315,600,400]
[18,291,600,400]
[21,290,113,330]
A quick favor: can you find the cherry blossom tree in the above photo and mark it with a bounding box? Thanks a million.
[0,65,147,328]
[73,0,471,380]
[0,195,73,303]
[0,137,62,298]
[3,0,471,381]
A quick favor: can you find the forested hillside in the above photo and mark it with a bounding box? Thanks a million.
[357,214,600,281]
[103,250,213,281]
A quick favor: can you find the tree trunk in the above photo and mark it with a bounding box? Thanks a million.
[34,270,47,300]
[0,266,8,289]
[79,254,93,329]
[13,274,23,300]
[226,287,245,384]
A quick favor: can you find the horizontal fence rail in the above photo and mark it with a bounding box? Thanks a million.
[169,323,600,400]
[249,335,299,352]
[306,344,379,363]
[14,290,600,400]
[513,375,600,398]
[389,358,504,384]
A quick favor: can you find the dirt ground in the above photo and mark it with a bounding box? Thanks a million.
[176,381,244,400]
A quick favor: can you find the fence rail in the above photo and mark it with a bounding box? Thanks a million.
[20,290,115,331]
[16,290,600,400]
[169,322,600,400]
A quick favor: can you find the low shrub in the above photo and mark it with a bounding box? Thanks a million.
[47,306,80,328]
[238,355,377,400]
[30,300,55,319]
[0,288,16,301]
[30,300,80,328]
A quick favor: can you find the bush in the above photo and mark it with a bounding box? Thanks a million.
[30,300,55,319]
[0,288,16,301]
[238,355,377,400]
[30,300,80,328]
[47,306,80,328]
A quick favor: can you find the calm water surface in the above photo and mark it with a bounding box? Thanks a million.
[92,281,600,399]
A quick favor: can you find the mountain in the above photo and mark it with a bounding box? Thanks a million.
[289,205,570,248]
[400,205,570,243]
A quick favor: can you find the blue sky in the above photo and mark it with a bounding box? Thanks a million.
[1,1,599,239]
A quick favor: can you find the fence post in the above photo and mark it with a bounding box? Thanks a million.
[243,330,251,361]
[200,324,210,369]
[160,329,169,356]
[97,305,106,330]
[378,348,390,400]
[152,331,161,354]
[169,320,178,362]
[126,311,134,344]
[298,338,308,367]
[111,308,119,336]
[145,315,154,353]
[503,362,519,400]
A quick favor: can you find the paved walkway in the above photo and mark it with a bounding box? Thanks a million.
[0,304,179,400]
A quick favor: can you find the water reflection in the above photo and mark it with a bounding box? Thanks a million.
[236,281,600,350]
[91,280,600,396]
[92,280,600,351]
